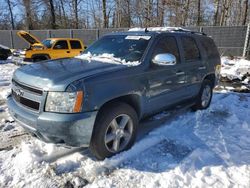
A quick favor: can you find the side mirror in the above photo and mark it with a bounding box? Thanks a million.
[152,53,176,66]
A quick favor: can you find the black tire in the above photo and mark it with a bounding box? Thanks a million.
[0,55,8,60]
[90,102,138,160]
[32,55,49,62]
[192,79,213,111]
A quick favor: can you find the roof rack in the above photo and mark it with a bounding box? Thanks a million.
[171,28,206,36]
[128,27,206,36]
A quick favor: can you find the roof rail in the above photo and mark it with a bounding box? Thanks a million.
[128,27,206,36]
[171,28,206,36]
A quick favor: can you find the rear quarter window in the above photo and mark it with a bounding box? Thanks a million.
[70,40,82,49]
[200,37,220,58]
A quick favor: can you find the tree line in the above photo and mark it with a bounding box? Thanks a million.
[0,0,249,30]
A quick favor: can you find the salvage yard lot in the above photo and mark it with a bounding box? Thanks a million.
[0,58,250,187]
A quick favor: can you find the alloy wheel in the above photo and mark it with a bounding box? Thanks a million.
[104,114,133,153]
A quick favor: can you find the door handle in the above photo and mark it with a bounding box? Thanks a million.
[176,71,185,75]
[66,51,70,53]
[198,66,206,70]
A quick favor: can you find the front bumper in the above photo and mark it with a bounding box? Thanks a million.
[7,95,98,147]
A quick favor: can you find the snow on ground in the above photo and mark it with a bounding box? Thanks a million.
[0,58,250,187]
[0,59,17,99]
[0,59,28,150]
[221,57,250,82]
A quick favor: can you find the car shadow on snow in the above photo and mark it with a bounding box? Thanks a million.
[110,92,250,174]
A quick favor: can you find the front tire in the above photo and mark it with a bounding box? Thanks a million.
[0,55,8,60]
[32,55,49,62]
[192,80,213,110]
[90,102,138,160]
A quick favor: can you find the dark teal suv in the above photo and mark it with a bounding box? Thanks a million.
[7,28,221,159]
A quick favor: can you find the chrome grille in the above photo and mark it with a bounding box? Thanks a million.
[11,79,43,111]
[12,79,43,95]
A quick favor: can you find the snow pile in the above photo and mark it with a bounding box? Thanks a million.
[76,52,140,66]
[0,139,97,187]
[0,60,18,100]
[129,27,189,32]
[0,140,58,187]
[221,57,250,81]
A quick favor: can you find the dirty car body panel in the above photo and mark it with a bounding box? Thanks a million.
[7,30,221,147]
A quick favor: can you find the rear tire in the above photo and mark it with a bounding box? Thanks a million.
[90,102,138,160]
[192,80,213,110]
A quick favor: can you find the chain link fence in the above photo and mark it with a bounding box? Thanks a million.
[0,26,249,57]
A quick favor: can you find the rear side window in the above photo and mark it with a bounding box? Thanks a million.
[70,40,82,49]
[152,36,180,63]
[200,38,219,58]
[54,40,68,49]
[181,37,201,61]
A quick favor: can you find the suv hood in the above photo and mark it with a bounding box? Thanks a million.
[17,31,43,46]
[13,58,128,91]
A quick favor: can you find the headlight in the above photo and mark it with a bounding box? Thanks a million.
[45,91,83,113]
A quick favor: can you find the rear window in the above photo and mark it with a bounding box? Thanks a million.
[70,40,82,49]
[200,37,219,58]
[181,36,201,61]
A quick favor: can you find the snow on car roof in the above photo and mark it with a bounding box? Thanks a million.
[128,27,207,36]
[128,27,190,32]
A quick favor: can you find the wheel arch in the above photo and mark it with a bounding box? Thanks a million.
[202,73,216,88]
[96,94,142,121]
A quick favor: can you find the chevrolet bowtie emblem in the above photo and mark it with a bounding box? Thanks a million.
[14,88,24,97]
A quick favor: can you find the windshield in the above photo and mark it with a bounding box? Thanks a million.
[82,35,151,63]
[42,40,54,48]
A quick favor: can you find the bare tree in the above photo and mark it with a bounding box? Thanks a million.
[48,0,56,29]
[1,0,250,30]
[242,0,249,25]
[197,0,202,26]
[6,0,15,29]
[220,0,233,26]
[59,0,67,28]
[22,0,34,29]
[102,0,108,28]
[72,0,79,29]
[115,0,131,27]
[214,0,220,25]
[182,0,190,26]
